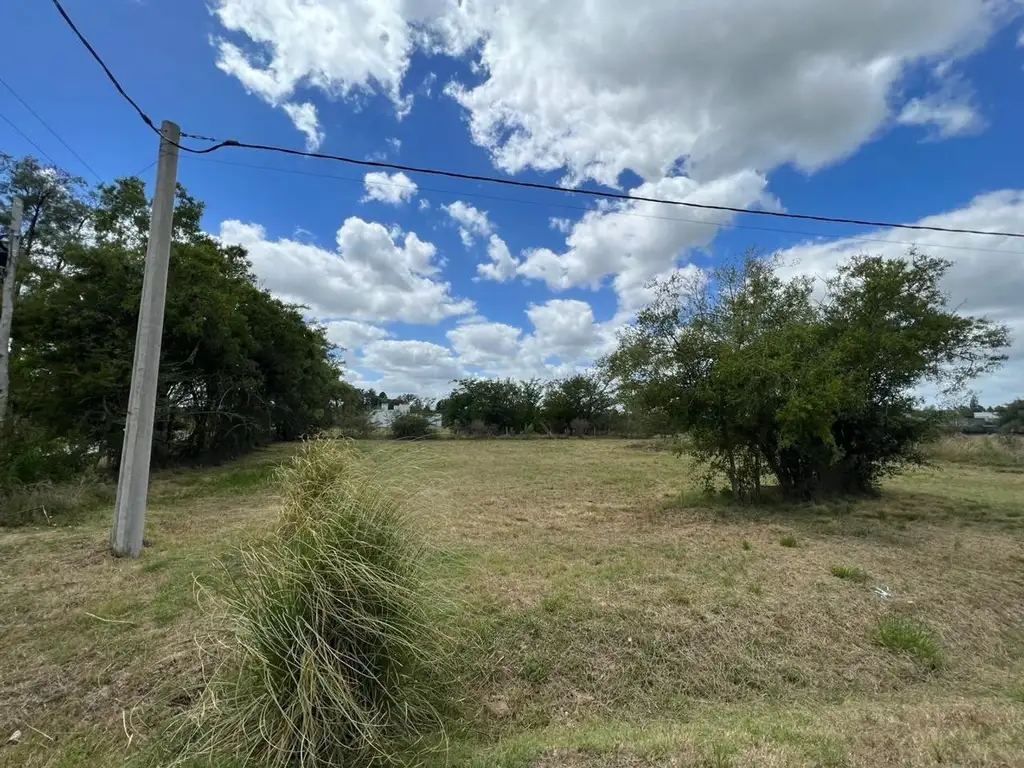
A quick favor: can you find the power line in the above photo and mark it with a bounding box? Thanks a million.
[0,110,59,166]
[184,155,1024,258]
[51,0,1024,241]
[0,74,102,182]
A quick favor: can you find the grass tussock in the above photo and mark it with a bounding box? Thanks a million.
[924,434,1024,469]
[830,565,869,583]
[872,615,945,670]
[173,439,456,768]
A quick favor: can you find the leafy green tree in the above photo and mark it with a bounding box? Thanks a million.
[440,378,542,434]
[542,373,613,435]
[0,154,92,275]
[6,162,349,469]
[606,250,1009,500]
[997,398,1024,434]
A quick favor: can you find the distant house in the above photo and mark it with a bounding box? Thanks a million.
[371,403,411,427]
[973,412,999,423]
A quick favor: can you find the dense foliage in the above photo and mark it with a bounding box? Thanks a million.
[606,251,1010,500]
[2,154,348,476]
[543,374,614,436]
[436,375,617,436]
[997,398,1024,433]
[390,412,433,439]
[438,378,544,435]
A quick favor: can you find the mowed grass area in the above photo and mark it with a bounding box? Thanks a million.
[2,439,1024,767]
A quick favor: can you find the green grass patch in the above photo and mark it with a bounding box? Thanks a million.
[779,534,799,548]
[830,565,869,583]
[872,615,944,670]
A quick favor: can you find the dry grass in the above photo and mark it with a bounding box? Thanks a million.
[1,440,1023,767]
[923,433,1024,469]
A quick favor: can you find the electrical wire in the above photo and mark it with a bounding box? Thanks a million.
[183,154,1024,258]
[0,74,102,182]
[0,110,59,167]
[51,0,1024,241]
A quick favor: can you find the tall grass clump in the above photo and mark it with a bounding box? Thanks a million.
[924,434,1024,468]
[176,439,456,767]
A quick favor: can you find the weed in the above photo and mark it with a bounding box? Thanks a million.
[779,534,799,548]
[741,539,753,551]
[830,565,869,583]
[872,615,944,670]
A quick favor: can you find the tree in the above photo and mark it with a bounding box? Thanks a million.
[542,373,613,435]
[6,164,350,469]
[997,398,1024,434]
[439,378,542,435]
[606,251,1009,500]
[0,154,91,275]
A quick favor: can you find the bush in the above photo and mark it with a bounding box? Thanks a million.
[607,251,1009,501]
[569,417,591,437]
[176,439,455,767]
[332,411,375,439]
[390,412,433,440]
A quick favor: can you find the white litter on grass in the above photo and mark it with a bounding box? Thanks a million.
[873,584,891,600]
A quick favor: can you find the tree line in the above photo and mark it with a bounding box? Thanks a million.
[1,154,350,490]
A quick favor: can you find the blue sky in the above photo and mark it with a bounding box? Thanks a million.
[5,0,1024,402]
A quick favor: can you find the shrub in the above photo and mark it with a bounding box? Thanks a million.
[872,615,944,670]
[333,411,375,439]
[606,251,1009,501]
[830,565,869,583]
[176,439,455,767]
[778,534,798,548]
[569,417,591,437]
[390,412,433,440]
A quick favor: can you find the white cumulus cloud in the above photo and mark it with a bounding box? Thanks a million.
[443,201,493,247]
[280,102,324,150]
[362,171,418,204]
[897,89,985,139]
[517,171,774,312]
[218,217,473,323]
[476,234,519,282]
[432,0,1006,185]
[323,319,391,351]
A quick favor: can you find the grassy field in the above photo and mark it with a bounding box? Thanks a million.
[2,439,1023,767]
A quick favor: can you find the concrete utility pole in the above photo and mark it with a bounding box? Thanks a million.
[0,197,24,429]
[111,121,180,558]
